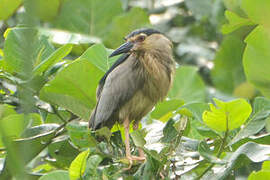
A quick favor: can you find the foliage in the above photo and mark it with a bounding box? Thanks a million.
[0,0,270,179]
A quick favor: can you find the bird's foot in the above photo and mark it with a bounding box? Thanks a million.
[130,155,145,161]
[123,155,146,170]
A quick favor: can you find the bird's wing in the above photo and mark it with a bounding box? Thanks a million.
[96,53,129,99]
[89,55,143,130]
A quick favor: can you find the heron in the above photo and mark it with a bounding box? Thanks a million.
[89,28,175,163]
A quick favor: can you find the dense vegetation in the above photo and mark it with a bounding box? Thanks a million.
[0,0,270,179]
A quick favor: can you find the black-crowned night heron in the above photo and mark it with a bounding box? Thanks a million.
[89,28,175,162]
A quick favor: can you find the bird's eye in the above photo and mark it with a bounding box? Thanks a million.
[137,35,145,42]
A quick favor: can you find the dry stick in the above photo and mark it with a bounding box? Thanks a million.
[196,113,229,180]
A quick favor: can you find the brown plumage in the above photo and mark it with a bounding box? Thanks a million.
[89,28,175,162]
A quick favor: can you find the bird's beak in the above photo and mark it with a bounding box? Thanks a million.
[109,41,134,58]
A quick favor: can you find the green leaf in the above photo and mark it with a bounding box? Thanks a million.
[23,0,61,21]
[66,122,97,148]
[0,113,42,147]
[248,171,270,180]
[262,161,270,170]
[130,130,146,148]
[80,44,118,72]
[40,170,69,180]
[1,127,56,178]
[203,98,252,132]
[0,0,21,20]
[222,11,254,34]
[3,27,54,74]
[39,28,101,46]
[40,58,104,119]
[169,66,206,103]
[243,25,270,97]
[84,155,103,178]
[248,160,270,180]
[198,141,226,164]
[223,0,246,17]
[95,127,112,142]
[53,0,123,37]
[33,44,73,75]
[161,119,178,143]
[209,142,270,180]
[0,104,16,119]
[104,7,150,48]
[211,35,246,94]
[45,110,70,124]
[229,97,270,146]
[151,99,184,122]
[48,138,80,168]
[69,149,90,180]
[196,126,220,138]
[21,124,59,138]
[178,102,209,122]
[242,0,270,27]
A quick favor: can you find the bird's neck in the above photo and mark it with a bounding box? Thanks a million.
[135,49,175,101]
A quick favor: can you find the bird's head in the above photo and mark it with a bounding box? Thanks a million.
[109,28,172,58]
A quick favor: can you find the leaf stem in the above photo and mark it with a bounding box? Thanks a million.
[52,105,67,123]
[196,113,229,179]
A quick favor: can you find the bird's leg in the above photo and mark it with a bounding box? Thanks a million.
[133,121,145,160]
[123,118,145,162]
[123,118,131,160]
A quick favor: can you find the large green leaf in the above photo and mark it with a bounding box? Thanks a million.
[3,27,54,74]
[48,137,80,168]
[0,104,16,119]
[178,102,209,122]
[40,170,69,180]
[130,130,146,148]
[40,58,104,119]
[150,99,184,122]
[0,126,57,179]
[211,35,246,94]
[229,97,270,146]
[169,66,206,103]
[248,161,270,180]
[69,149,90,180]
[104,7,150,48]
[243,25,270,97]
[66,121,97,149]
[80,44,119,72]
[223,0,246,17]
[83,155,103,179]
[0,0,21,20]
[0,113,42,148]
[23,0,61,21]
[222,11,254,34]
[53,0,123,37]
[203,98,252,132]
[242,0,270,27]
[33,44,73,75]
[206,142,270,180]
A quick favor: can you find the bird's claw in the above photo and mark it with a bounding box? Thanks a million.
[123,155,146,170]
